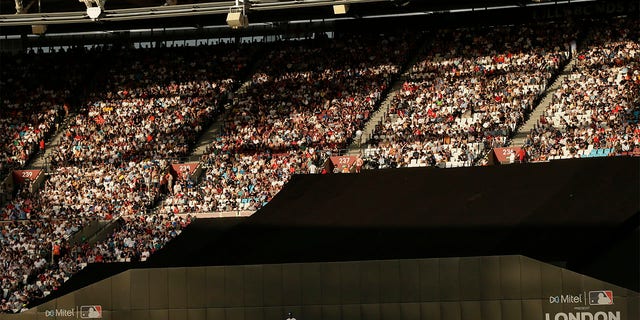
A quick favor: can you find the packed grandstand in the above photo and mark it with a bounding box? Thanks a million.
[0,14,638,313]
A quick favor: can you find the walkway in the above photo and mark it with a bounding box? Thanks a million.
[510,58,577,147]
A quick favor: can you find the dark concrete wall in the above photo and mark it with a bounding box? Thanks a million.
[3,256,638,320]
[149,157,639,290]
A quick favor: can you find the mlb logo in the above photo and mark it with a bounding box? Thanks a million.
[589,291,613,305]
[80,305,102,318]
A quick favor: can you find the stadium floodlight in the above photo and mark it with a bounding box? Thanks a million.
[80,0,105,21]
[15,0,24,14]
[332,3,349,14]
[226,0,248,29]
[87,7,103,20]
[15,0,38,14]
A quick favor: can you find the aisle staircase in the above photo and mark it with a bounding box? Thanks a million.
[189,107,230,161]
[510,58,577,147]
[347,81,403,155]
[29,113,74,170]
[189,76,260,161]
[188,45,266,161]
[346,35,432,155]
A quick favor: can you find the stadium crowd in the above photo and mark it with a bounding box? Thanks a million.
[160,33,414,214]
[0,214,189,313]
[523,17,640,161]
[0,218,86,312]
[48,45,246,166]
[1,16,639,313]
[0,44,246,313]
[0,48,87,179]
[363,23,576,168]
[85,214,190,263]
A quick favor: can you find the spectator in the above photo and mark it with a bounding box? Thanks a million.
[161,33,415,214]
[363,23,575,168]
[525,17,639,161]
[0,47,88,179]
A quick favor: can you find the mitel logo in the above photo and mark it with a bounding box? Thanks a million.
[44,308,74,317]
[80,305,102,318]
[549,294,584,304]
[589,291,614,305]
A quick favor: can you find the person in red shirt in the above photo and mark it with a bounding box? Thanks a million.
[518,148,526,163]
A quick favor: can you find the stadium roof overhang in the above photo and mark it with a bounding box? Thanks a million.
[0,0,606,35]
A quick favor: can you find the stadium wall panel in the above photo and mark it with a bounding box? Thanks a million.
[2,255,638,320]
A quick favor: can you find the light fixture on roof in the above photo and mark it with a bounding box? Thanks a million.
[80,0,105,21]
[333,1,349,15]
[226,0,248,29]
[14,0,25,14]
